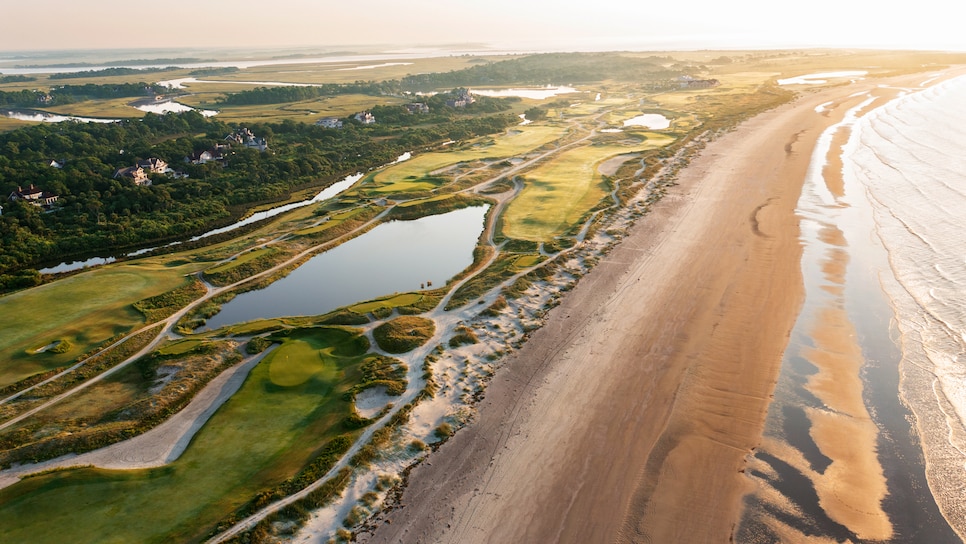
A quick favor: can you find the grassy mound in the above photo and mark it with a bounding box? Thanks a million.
[372,316,436,354]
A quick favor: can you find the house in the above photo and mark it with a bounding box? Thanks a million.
[225,127,269,152]
[137,157,168,174]
[48,159,64,169]
[353,111,376,124]
[677,76,720,89]
[405,102,430,114]
[187,150,214,164]
[316,117,344,129]
[446,89,475,108]
[186,145,228,165]
[9,184,59,208]
[113,166,152,186]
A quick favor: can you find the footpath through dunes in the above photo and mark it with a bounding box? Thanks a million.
[360,82,879,543]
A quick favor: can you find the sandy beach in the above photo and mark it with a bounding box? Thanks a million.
[359,77,930,543]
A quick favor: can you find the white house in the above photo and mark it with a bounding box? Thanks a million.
[353,111,376,124]
[113,166,152,186]
[9,184,59,207]
[137,157,168,174]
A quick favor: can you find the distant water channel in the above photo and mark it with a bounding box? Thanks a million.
[39,170,372,274]
[202,205,489,329]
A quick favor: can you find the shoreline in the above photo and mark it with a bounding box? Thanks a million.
[361,80,865,543]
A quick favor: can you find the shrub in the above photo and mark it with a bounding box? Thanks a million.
[434,422,453,440]
[372,316,435,354]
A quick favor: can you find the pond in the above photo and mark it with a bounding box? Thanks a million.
[202,205,489,330]
[135,100,218,117]
[622,113,670,129]
[470,86,579,100]
[777,71,867,85]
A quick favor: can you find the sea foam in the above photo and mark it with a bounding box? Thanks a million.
[844,74,966,535]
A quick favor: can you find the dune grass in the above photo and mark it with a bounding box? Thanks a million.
[0,327,369,544]
[372,316,436,354]
[0,262,200,388]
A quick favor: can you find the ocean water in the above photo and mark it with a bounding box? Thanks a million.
[846,74,966,533]
[737,75,966,542]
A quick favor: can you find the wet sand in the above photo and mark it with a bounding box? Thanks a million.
[737,70,966,543]
[360,77,928,544]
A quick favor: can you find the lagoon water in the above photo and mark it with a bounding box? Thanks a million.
[202,205,488,329]
[1,110,119,123]
[622,113,670,129]
[135,100,218,117]
[470,86,579,100]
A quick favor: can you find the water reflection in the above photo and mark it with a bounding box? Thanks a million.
[203,205,488,329]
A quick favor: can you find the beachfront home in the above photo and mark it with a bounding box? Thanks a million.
[353,111,376,124]
[113,166,152,186]
[316,117,344,129]
[8,184,59,208]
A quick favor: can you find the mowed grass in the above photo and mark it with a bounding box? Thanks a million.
[502,139,674,241]
[0,327,369,544]
[0,262,200,388]
[367,125,563,188]
[349,293,424,314]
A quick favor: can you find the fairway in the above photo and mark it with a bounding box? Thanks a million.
[0,263,199,388]
[369,125,563,188]
[502,139,674,241]
[0,327,368,544]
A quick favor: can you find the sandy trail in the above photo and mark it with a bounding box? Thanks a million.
[0,346,276,488]
[361,82,886,543]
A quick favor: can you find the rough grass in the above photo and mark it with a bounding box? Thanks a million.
[372,316,436,354]
[43,98,144,118]
[0,263,199,388]
[0,327,369,544]
[368,125,562,188]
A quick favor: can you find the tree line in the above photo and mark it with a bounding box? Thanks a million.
[0,108,517,288]
[215,52,686,106]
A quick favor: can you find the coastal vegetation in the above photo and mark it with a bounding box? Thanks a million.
[0,326,371,543]
[5,48,964,543]
[372,316,436,354]
[0,104,517,280]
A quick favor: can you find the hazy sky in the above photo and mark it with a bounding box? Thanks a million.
[2,0,964,52]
